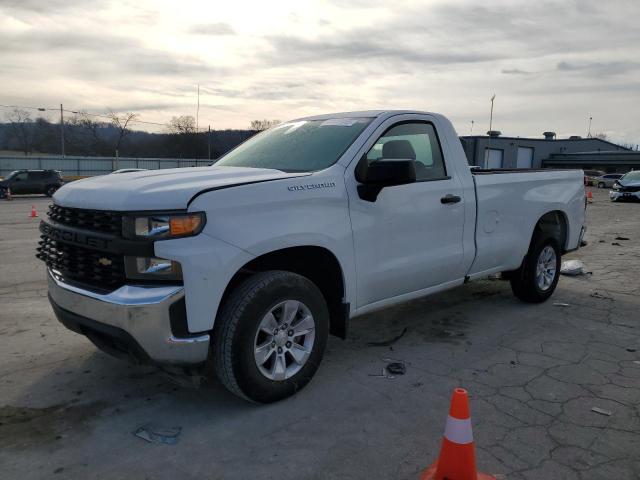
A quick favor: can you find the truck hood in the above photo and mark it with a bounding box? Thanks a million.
[53,166,309,211]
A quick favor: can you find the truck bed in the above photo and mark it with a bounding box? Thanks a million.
[468,169,586,277]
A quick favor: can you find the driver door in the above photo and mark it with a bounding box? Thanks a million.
[349,119,466,308]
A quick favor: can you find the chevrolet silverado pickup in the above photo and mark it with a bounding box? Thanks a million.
[37,110,586,403]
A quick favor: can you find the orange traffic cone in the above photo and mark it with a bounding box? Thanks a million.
[30,205,38,218]
[586,190,593,203]
[419,388,495,480]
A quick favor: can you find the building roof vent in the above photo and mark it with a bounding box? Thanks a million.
[487,130,501,138]
[543,131,556,140]
[568,135,582,140]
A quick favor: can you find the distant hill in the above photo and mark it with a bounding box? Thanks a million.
[0,120,256,159]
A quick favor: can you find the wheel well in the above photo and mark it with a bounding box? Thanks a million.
[219,246,348,338]
[534,211,568,252]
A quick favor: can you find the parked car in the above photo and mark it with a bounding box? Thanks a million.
[583,170,605,186]
[0,169,63,198]
[595,173,624,188]
[610,170,640,201]
[37,110,587,403]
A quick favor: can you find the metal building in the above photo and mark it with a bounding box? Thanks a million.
[460,132,630,170]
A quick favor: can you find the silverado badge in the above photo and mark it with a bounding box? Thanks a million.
[97,257,112,267]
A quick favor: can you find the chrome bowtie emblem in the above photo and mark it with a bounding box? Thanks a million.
[97,257,112,267]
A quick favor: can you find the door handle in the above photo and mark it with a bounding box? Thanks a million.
[440,194,461,204]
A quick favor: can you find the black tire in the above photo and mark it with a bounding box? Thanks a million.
[509,233,561,303]
[211,271,329,403]
[0,187,6,199]
[597,182,605,189]
[45,185,58,197]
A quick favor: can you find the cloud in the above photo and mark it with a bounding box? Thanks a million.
[188,22,235,36]
[502,68,533,75]
[557,60,640,77]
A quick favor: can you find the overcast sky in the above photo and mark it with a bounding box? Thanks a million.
[1,0,639,144]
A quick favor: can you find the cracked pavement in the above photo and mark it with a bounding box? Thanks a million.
[1,189,639,479]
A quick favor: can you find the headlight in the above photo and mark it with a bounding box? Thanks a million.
[125,212,205,239]
[612,183,621,191]
[124,256,183,281]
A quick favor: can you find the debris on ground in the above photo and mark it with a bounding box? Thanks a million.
[612,242,622,246]
[368,367,395,379]
[591,407,613,416]
[590,291,613,300]
[367,327,408,347]
[553,302,571,307]
[627,348,637,353]
[614,236,630,241]
[134,424,182,445]
[580,239,588,247]
[560,260,590,276]
[386,362,406,375]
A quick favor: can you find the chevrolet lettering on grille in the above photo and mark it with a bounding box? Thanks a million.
[39,221,111,250]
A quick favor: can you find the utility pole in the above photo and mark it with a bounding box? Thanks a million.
[196,84,200,134]
[587,116,593,138]
[60,104,65,157]
[486,94,496,167]
[489,94,496,132]
[207,125,211,161]
[470,120,474,135]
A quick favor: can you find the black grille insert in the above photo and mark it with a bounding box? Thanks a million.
[48,205,123,235]
[37,236,125,291]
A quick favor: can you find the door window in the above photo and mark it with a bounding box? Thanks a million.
[27,172,44,181]
[13,172,28,182]
[365,122,447,180]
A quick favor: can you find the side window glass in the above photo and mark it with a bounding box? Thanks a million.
[365,122,447,180]
[15,172,28,181]
[28,172,42,181]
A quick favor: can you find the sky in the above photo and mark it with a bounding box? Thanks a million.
[1,0,639,145]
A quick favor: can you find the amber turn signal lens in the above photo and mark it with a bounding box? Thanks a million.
[169,214,202,236]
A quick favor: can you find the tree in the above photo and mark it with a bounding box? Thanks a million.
[249,119,281,131]
[168,115,197,135]
[66,112,107,155]
[107,110,138,161]
[5,108,35,155]
[167,115,201,158]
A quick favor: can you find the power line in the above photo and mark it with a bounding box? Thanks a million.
[0,103,169,127]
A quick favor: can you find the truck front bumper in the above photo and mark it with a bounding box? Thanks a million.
[48,271,210,365]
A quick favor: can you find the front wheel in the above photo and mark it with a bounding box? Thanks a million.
[211,271,329,403]
[509,233,561,303]
[0,187,6,199]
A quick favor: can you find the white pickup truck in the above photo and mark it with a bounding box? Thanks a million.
[38,110,586,403]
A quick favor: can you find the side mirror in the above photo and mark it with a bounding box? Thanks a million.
[357,159,416,202]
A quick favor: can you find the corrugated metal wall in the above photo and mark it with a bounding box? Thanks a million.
[0,156,211,177]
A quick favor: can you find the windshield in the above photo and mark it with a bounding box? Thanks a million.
[215,117,373,172]
[621,171,640,182]
[5,171,19,180]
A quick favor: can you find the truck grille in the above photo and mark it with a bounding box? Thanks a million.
[37,205,126,291]
[37,237,126,291]
[48,205,123,235]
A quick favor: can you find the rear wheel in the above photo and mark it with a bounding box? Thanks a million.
[0,187,6,199]
[211,271,329,403]
[510,233,561,303]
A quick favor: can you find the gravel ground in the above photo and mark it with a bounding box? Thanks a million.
[1,189,639,480]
